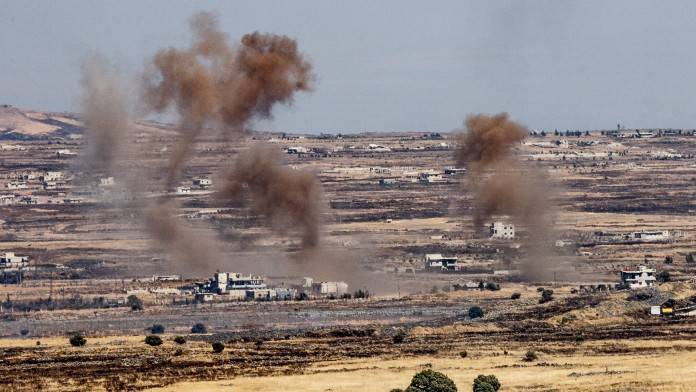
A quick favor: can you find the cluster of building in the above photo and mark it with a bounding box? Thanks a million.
[193,272,348,302]
[175,178,212,195]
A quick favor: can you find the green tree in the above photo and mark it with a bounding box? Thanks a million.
[191,323,207,334]
[69,334,86,347]
[473,374,501,392]
[405,369,457,392]
[686,253,694,264]
[539,289,554,304]
[211,341,225,353]
[145,335,163,346]
[173,336,186,345]
[126,295,143,311]
[468,306,484,319]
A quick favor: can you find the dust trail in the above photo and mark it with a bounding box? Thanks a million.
[80,54,132,177]
[220,144,322,248]
[455,112,556,279]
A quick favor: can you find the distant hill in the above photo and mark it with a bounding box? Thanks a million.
[0,105,84,140]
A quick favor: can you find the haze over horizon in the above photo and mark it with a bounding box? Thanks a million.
[2,1,696,133]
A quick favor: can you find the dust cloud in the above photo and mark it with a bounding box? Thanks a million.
[455,112,556,280]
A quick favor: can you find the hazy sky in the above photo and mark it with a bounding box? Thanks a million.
[1,1,696,133]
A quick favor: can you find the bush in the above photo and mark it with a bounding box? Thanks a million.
[468,306,484,319]
[473,374,501,392]
[174,348,184,356]
[150,324,165,334]
[459,350,467,358]
[354,289,371,299]
[665,255,674,264]
[686,253,695,264]
[393,329,407,344]
[173,336,186,345]
[126,295,143,311]
[341,293,352,299]
[658,271,671,283]
[523,350,538,362]
[191,323,207,334]
[404,369,457,392]
[69,334,86,347]
[145,335,163,346]
[211,341,225,353]
[484,282,500,291]
[539,289,554,304]
[510,292,521,300]
[20,329,29,336]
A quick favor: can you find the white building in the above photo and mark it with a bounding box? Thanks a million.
[42,171,63,182]
[6,181,27,190]
[56,149,77,157]
[287,146,308,154]
[0,194,16,205]
[176,186,192,194]
[490,222,515,239]
[624,230,670,242]
[424,253,461,272]
[0,252,29,269]
[192,178,212,188]
[621,266,657,289]
[311,281,348,296]
[99,177,115,187]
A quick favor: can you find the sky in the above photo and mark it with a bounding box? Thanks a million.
[1,1,696,133]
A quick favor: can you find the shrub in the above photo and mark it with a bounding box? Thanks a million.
[191,323,207,334]
[150,324,165,334]
[390,390,405,392]
[211,341,225,353]
[393,329,407,344]
[173,336,186,345]
[36,341,41,346]
[354,289,371,299]
[20,329,29,336]
[69,334,86,347]
[341,293,352,299]
[459,350,467,358]
[484,282,500,291]
[539,289,554,304]
[404,369,457,392]
[468,306,484,319]
[687,253,695,264]
[145,335,163,346]
[523,350,538,362]
[126,295,143,311]
[665,255,674,264]
[473,374,501,392]
[510,292,521,300]
[658,271,671,283]
[174,348,184,356]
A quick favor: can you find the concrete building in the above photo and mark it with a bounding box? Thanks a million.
[42,171,63,182]
[176,186,192,195]
[193,178,212,188]
[0,194,16,205]
[6,181,27,190]
[621,266,657,289]
[311,281,348,296]
[624,230,670,242]
[99,177,115,187]
[287,146,308,154]
[490,222,515,239]
[0,252,29,269]
[424,253,461,272]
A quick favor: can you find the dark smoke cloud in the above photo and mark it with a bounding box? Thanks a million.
[142,11,313,187]
[455,113,555,280]
[455,112,526,169]
[80,55,131,176]
[221,144,322,248]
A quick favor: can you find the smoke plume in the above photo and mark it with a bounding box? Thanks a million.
[142,11,313,187]
[221,144,322,248]
[455,112,526,169]
[455,113,555,279]
[80,55,132,176]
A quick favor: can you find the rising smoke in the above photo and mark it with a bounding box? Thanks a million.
[142,11,313,187]
[80,55,132,177]
[455,112,555,279]
[140,12,320,262]
[220,144,322,248]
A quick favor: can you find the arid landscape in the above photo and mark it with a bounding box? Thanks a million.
[2,3,696,391]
